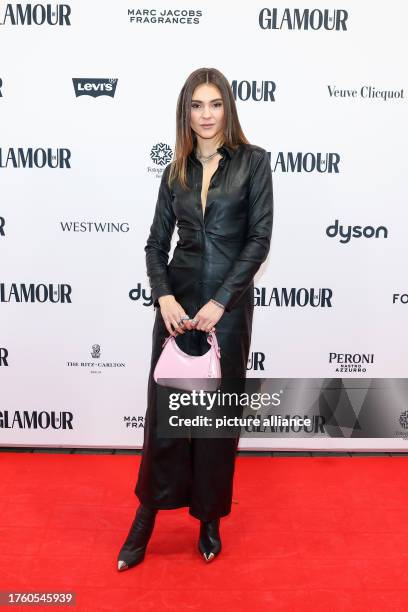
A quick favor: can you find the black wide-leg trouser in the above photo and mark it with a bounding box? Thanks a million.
[134,302,253,522]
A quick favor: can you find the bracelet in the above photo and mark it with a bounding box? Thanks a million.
[210,298,225,310]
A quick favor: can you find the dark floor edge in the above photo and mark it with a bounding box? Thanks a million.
[0,447,407,457]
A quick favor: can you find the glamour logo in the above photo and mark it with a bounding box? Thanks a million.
[0,216,5,236]
[259,8,348,30]
[72,78,118,98]
[326,219,388,244]
[60,221,130,232]
[247,352,266,371]
[392,293,408,304]
[0,147,71,168]
[0,347,8,366]
[0,411,73,429]
[273,152,340,173]
[231,80,276,102]
[0,3,71,25]
[129,283,153,306]
[128,8,202,24]
[0,283,72,303]
[150,143,173,167]
[254,287,333,307]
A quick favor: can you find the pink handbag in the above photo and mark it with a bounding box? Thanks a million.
[153,330,222,392]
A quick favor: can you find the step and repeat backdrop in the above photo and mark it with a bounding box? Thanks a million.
[1,1,407,450]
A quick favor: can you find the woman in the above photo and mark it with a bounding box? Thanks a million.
[117,67,273,570]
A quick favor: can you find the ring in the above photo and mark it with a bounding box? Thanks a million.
[190,318,198,325]
[179,316,190,326]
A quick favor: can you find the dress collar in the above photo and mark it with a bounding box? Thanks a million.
[216,144,233,159]
[188,143,235,165]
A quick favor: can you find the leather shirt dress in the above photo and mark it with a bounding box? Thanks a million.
[134,142,274,520]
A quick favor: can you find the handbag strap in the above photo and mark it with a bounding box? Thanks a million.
[206,330,221,358]
[161,334,174,348]
[161,330,221,358]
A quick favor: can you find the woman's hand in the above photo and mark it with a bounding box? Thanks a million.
[191,300,225,332]
[158,295,196,336]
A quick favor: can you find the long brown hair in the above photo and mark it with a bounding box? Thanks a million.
[168,67,249,190]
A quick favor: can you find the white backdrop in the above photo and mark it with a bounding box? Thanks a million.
[1,0,407,450]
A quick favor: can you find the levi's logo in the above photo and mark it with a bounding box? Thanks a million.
[72,78,118,98]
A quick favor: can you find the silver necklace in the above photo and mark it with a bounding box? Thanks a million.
[195,149,220,165]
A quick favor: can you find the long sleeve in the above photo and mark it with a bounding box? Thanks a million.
[212,149,273,312]
[144,164,177,308]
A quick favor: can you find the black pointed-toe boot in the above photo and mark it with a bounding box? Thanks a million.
[117,504,158,571]
[198,518,221,562]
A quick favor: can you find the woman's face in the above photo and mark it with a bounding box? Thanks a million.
[190,83,225,143]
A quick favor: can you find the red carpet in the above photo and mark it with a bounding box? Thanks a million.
[1,453,407,611]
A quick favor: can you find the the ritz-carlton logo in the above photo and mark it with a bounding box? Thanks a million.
[259,7,348,30]
[0,3,71,25]
[66,344,126,373]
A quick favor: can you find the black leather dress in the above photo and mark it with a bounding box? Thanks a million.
[135,142,273,521]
